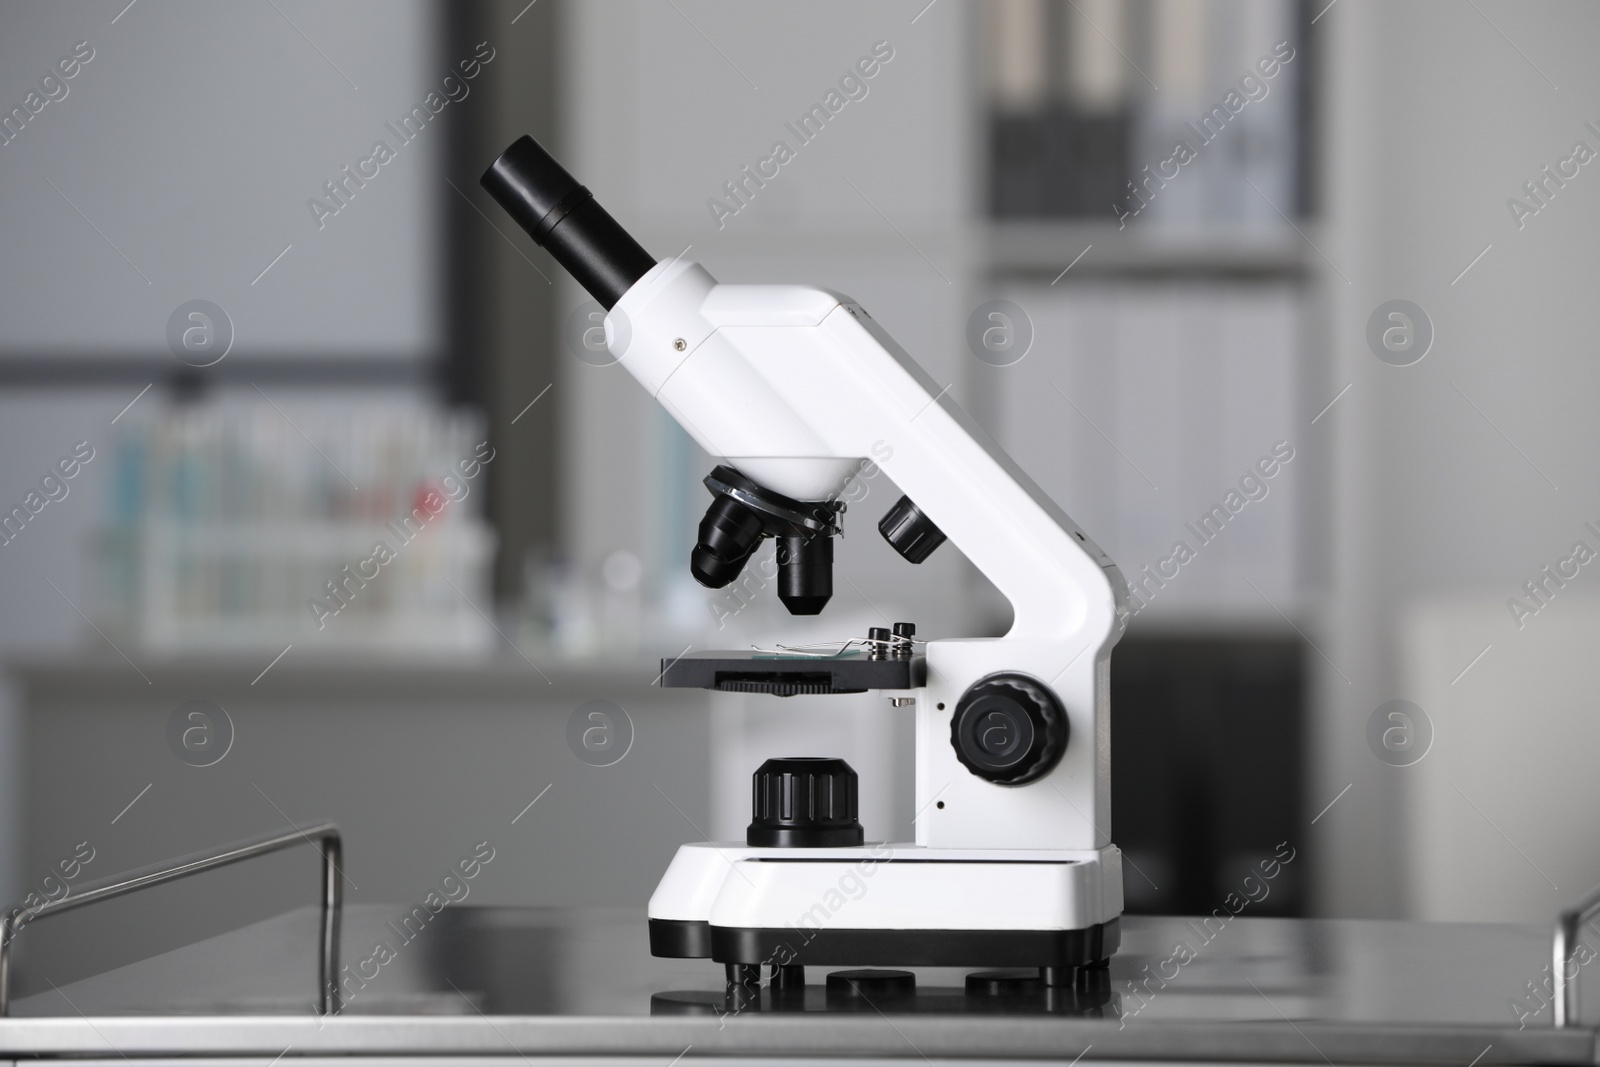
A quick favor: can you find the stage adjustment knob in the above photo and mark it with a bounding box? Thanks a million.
[950,674,1068,786]
[747,757,864,847]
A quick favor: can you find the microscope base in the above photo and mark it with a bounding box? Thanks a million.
[650,917,1120,969]
[647,842,1123,970]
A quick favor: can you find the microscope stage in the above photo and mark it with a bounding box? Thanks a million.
[658,649,926,695]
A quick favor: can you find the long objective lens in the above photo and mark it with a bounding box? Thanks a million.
[480,135,657,309]
[776,533,833,616]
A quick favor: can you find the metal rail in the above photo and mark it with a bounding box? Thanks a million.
[1553,881,1600,1026]
[0,822,342,1016]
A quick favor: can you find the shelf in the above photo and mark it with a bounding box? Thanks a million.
[3,651,690,703]
[634,225,969,270]
[983,219,1311,279]
[603,221,1310,284]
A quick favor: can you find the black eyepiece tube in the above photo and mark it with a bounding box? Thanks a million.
[480,135,657,309]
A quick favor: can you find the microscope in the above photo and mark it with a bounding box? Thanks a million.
[483,136,1128,992]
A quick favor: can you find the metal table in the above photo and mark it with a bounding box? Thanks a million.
[0,901,1591,1064]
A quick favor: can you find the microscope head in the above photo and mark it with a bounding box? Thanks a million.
[482,136,844,617]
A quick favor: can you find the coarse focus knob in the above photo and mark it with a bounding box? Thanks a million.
[878,495,947,564]
[748,757,864,847]
[950,674,1069,786]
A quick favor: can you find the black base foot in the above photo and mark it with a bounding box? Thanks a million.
[826,968,916,1001]
[1040,960,1113,988]
[769,963,805,989]
[725,962,760,988]
[967,969,1042,995]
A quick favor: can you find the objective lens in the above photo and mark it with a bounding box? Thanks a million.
[776,532,833,615]
[690,495,765,588]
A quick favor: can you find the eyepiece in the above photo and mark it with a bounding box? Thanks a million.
[480,135,657,309]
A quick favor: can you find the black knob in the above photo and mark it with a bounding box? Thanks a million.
[748,757,864,847]
[878,495,946,564]
[891,621,915,659]
[950,674,1068,786]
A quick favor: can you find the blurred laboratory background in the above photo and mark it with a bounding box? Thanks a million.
[0,0,1597,992]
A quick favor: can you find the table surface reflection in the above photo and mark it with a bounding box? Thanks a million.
[0,905,1589,1064]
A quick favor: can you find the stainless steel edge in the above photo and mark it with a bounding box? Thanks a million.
[1555,883,1600,1027]
[0,824,343,1017]
[0,1015,1589,1064]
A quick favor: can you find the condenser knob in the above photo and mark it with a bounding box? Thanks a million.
[950,674,1068,786]
[878,495,947,564]
[747,757,864,847]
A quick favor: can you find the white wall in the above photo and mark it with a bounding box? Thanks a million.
[0,0,441,360]
[0,0,448,902]
[1402,595,1600,923]
[1316,0,1600,918]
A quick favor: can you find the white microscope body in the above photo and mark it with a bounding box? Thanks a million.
[623,261,1126,974]
[482,136,1127,982]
